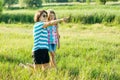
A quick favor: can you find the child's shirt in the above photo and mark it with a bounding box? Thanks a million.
[32,22,49,52]
[47,25,58,44]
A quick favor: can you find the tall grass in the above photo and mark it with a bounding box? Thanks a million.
[0,13,33,23]
[1,5,120,24]
[0,23,120,80]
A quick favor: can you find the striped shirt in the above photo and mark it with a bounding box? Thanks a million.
[32,22,48,52]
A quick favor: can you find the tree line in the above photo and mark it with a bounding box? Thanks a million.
[0,0,3,14]
[0,0,119,9]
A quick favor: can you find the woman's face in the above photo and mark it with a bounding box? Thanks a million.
[49,13,55,20]
[39,12,48,22]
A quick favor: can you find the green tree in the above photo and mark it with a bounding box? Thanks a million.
[46,0,56,2]
[73,0,78,2]
[96,0,118,5]
[20,0,42,7]
[68,0,73,2]
[43,0,50,3]
[98,0,107,4]
[19,0,25,8]
[68,0,80,2]
[3,0,17,8]
[108,0,118,1]
[56,0,68,2]
[0,0,3,14]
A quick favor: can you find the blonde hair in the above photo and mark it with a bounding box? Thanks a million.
[47,10,56,21]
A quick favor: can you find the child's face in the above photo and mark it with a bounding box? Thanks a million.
[49,13,55,20]
[39,12,48,22]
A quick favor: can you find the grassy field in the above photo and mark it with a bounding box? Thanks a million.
[0,23,120,80]
[3,4,120,16]
[1,4,120,24]
[0,2,120,80]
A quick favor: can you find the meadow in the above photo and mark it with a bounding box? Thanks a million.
[0,3,120,80]
[1,4,120,24]
[0,22,120,80]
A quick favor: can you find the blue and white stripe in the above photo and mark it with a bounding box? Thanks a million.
[32,22,48,51]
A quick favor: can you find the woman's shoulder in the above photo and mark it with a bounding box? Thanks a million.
[34,22,44,28]
[35,21,44,25]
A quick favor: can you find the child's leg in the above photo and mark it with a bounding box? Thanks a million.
[34,64,50,71]
[26,63,34,69]
[19,63,28,69]
[49,44,56,68]
[34,64,42,71]
[42,63,50,70]
[50,52,56,68]
[57,38,60,49]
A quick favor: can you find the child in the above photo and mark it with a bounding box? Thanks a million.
[47,10,60,68]
[32,10,67,71]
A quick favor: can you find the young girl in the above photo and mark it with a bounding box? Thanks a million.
[47,10,60,68]
[32,10,67,71]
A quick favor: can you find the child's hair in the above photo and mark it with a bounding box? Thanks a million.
[47,10,56,21]
[34,10,48,22]
[47,10,58,26]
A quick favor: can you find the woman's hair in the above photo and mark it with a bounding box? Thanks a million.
[34,10,48,22]
[47,10,56,21]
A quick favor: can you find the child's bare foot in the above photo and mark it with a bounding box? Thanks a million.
[26,63,34,69]
[19,63,28,69]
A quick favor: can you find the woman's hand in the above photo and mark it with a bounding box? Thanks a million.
[63,17,69,22]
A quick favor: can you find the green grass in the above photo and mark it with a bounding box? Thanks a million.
[1,4,120,24]
[0,23,120,80]
[3,5,120,16]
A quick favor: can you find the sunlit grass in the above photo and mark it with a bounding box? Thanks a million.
[0,23,120,80]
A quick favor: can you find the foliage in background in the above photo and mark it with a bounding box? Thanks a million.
[19,0,42,8]
[0,0,3,14]
[86,0,90,4]
[19,0,26,8]
[96,0,118,5]
[42,0,80,3]
[0,13,33,23]
[56,0,68,2]
[1,8,120,24]
[2,0,120,9]
[41,0,118,4]
[3,0,17,8]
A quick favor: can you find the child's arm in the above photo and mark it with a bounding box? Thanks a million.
[43,18,68,28]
